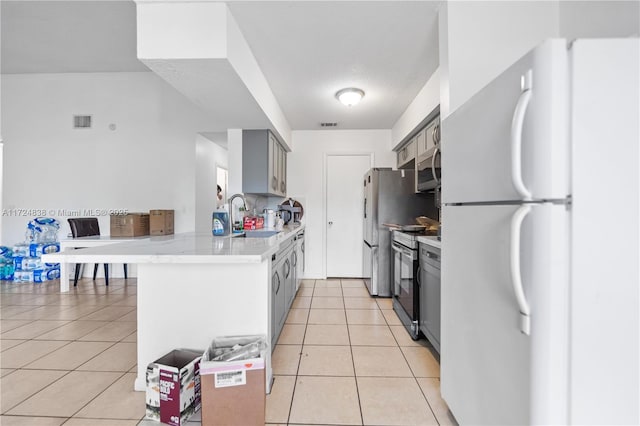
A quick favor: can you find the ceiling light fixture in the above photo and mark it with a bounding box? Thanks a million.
[336,88,365,107]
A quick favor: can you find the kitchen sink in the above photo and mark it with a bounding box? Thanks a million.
[240,230,280,238]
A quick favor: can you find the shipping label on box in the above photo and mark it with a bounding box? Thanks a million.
[201,358,264,388]
[146,350,201,426]
[215,369,246,388]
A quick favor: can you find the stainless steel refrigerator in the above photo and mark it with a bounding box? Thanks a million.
[362,168,433,297]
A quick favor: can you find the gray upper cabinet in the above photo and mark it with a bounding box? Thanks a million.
[415,127,427,160]
[275,137,287,196]
[243,130,287,196]
[397,137,416,169]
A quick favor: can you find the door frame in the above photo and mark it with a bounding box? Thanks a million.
[216,164,228,207]
[323,152,374,278]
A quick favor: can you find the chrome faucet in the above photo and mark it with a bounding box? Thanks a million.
[227,193,247,232]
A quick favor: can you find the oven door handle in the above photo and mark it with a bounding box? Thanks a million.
[392,243,414,259]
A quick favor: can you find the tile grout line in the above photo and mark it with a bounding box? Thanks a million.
[67,370,130,421]
[387,300,443,425]
[1,367,76,415]
[1,279,139,420]
[414,375,442,426]
[285,279,314,425]
[4,338,75,369]
[343,279,365,426]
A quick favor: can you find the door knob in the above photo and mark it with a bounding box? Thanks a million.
[328,221,333,225]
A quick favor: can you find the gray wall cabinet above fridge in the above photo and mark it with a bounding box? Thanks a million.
[243,129,287,197]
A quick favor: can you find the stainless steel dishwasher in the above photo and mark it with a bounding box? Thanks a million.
[419,242,441,353]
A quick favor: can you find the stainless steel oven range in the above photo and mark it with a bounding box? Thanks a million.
[392,230,421,339]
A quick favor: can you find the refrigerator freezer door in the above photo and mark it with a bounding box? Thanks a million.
[442,39,569,204]
[441,202,569,425]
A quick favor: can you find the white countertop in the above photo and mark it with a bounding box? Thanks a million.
[43,225,304,265]
[416,235,441,248]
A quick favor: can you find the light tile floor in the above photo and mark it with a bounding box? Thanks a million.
[0,277,457,425]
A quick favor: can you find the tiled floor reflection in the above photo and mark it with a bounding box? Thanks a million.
[0,277,456,425]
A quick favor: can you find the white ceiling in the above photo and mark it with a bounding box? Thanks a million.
[1,0,441,131]
[1,1,149,74]
[227,1,440,130]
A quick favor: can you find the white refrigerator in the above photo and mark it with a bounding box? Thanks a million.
[441,39,639,425]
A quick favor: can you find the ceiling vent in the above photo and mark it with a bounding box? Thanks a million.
[73,115,92,129]
[320,122,338,127]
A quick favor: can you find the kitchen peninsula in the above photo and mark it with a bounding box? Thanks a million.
[42,225,304,392]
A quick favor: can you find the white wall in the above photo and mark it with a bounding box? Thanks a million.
[439,1,560,118]
[226,128,243,196]
[288,130,394,279]
[195,133,228,233]
[1,72,210,245]
[560,1,640,39]
[437,0,638,119]
[226,7,292,148]
[392,67,441,148]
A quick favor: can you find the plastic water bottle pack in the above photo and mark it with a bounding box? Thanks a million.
[1,218,61,284]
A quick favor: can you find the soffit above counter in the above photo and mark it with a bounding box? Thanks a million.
[135,1,292,150]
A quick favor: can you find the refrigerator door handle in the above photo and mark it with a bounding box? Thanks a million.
[510,204,532,335]
[511,70,533,201]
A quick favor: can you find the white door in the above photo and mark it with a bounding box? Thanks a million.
[326,154,371,277]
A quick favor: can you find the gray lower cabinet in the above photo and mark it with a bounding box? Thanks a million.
[271,236,297,349]
[271,254,286,349]
[285,246,296,310]
[419,242,441,353]
[294,230,304,290]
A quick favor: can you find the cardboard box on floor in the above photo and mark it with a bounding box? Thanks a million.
[150,209,174,235]
[200,336,266,426]
[110,213,150,237]
[145,349,202,426]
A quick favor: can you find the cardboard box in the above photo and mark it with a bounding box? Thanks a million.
[150,210,174,236]
[145,349,202,426]
[110,213,150,237]
[200,337,266,426]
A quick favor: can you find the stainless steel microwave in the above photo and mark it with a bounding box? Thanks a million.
[417,117,441,191]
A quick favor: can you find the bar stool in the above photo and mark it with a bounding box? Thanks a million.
[67,218,128,286]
